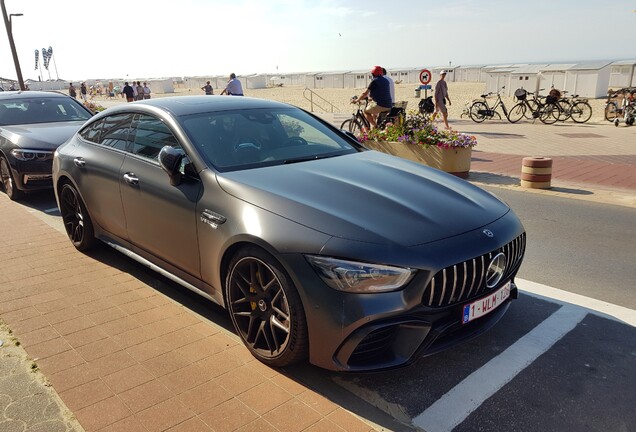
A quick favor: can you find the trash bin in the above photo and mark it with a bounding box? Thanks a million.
[521,157,552,189]
[414,88,421,98]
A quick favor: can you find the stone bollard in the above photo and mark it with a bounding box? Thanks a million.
[521,157,553,189]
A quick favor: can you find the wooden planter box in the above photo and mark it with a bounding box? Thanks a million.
[363,141,472,178]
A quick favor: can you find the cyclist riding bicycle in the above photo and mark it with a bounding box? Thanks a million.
[352,65,392,131]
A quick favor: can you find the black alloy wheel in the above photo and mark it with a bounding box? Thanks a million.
[226,247,308,367]
[59,182,95,251]
[0,156,22,201]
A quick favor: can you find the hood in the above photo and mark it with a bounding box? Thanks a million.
[218,151,510,247]
[0,122,84,151]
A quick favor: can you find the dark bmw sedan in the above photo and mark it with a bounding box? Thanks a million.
[0,91,93,200]
[53,96,525,372]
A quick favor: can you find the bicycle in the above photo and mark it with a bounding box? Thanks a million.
[605,87,636,124]
[507,88,561,124]
[340,96,406,135]
[555,91,593,123]
[468,86,512,123]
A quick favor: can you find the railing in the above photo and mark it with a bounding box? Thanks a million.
[303,87,340,113]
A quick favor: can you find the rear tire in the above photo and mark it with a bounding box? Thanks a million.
[557,100,571,121]
[507,103,526,123]
[469,101,487,123]
[570,101,592,123]
[225,247,308,367]
[59,182,96,251]
[0,156,23,201]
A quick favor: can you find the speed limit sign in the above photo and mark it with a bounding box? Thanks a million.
[419,69,432,85]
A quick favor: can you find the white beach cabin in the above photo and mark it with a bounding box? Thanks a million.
[563,62,612,98]
[609,60,636,88]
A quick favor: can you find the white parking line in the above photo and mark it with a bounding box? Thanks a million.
[413,305,587,432]
[516,278,636,327]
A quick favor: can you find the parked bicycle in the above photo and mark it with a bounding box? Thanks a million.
[605,87,636,125]
[468,86,512,123]
[555,91,593,123]
[341,96,407,135]
[507,88,561,124]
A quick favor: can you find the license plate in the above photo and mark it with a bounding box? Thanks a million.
[462,280,511,324]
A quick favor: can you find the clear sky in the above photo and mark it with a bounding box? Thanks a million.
[1,0,635,82]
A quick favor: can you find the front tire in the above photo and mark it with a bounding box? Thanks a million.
[59,182,96,251]
[540,103,561,125]
[0,156,23,201]
[604,102,620,121]
[226,247,308,367]
[507,103,526,123]
[340,118,363,136]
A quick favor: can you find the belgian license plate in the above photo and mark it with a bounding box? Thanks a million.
[462,280,511,324]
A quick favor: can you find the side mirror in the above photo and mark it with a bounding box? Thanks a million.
[158,145,183,186]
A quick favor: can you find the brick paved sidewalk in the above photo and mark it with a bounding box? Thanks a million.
[0,198,376,432]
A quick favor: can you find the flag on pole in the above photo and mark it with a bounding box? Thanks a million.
[35,49,39,70]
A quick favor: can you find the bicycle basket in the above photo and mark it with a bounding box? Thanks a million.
[514,88,527,101]
[549,89,561,99]
[546,95,558,104]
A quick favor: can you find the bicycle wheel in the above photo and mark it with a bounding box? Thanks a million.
[469,101,488,123]
[557,100,571,121]
[340,118,363,136]
[539,103,561,125]
[525,100,539,119]
[570,101,592,123]
[604,102,620,122]
[507,102,526,123]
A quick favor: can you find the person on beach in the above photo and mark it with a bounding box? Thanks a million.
[432,70,452,129]
[68,83,77,99]
[220,73,244,96]
[122,82,135,102]
[143,82,151,99]
[201,81,214,95]
[352,65,391,131]
[80,83,88,101]
[135,81,144,101]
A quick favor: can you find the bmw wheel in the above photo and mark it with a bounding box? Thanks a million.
[0,156,23,201]
[59,182,96,251]
[226,247,308,367]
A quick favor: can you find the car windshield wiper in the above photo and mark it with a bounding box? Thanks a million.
[282,153,340,165]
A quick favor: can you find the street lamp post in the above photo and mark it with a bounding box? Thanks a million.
[1,0,25,90]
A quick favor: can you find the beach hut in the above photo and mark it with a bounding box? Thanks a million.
[563,62,612,98]
[535,64,575,94]
[485,65,520,94]
[431,66,457,82]
[609,60,636,88]
[149,78,174,94]
[244,74,267,89]
[509,64,548,96]
[319,71,346,89]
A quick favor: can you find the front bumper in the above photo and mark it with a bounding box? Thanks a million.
[287,213,526,372]
[11,158,54,192]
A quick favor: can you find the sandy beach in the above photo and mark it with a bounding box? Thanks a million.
[94,81,610,124]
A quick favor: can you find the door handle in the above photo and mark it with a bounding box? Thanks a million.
[123,172,139,185]
[73,157,86,167]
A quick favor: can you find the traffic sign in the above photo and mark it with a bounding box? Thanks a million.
[419,69,432,85]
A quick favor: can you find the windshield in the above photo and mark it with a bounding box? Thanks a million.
[180,107,359,171]
[0,97,92,126]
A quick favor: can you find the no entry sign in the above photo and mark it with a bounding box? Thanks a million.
[419,69,432,85]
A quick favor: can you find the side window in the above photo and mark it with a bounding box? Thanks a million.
[79,119,104,143]
[130,114,180,161]
[100,114,134,151]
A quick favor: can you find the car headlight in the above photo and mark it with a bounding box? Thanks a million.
[11,149,54,161]
[305,255,415,293]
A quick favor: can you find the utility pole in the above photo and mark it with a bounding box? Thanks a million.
[1,0,25,90]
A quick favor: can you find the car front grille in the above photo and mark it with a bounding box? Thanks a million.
[422,232,526,307]
[348,326,398,366]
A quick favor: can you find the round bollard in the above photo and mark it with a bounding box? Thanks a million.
[521,157,552,189]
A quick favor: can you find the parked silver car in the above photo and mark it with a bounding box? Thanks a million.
[0,91,92,200]
[53,96,525,371]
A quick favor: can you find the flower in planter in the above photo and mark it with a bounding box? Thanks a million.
[358,112,477,149]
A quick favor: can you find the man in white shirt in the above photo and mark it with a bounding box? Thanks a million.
[382,68,395,106]
[220,73,244,96]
